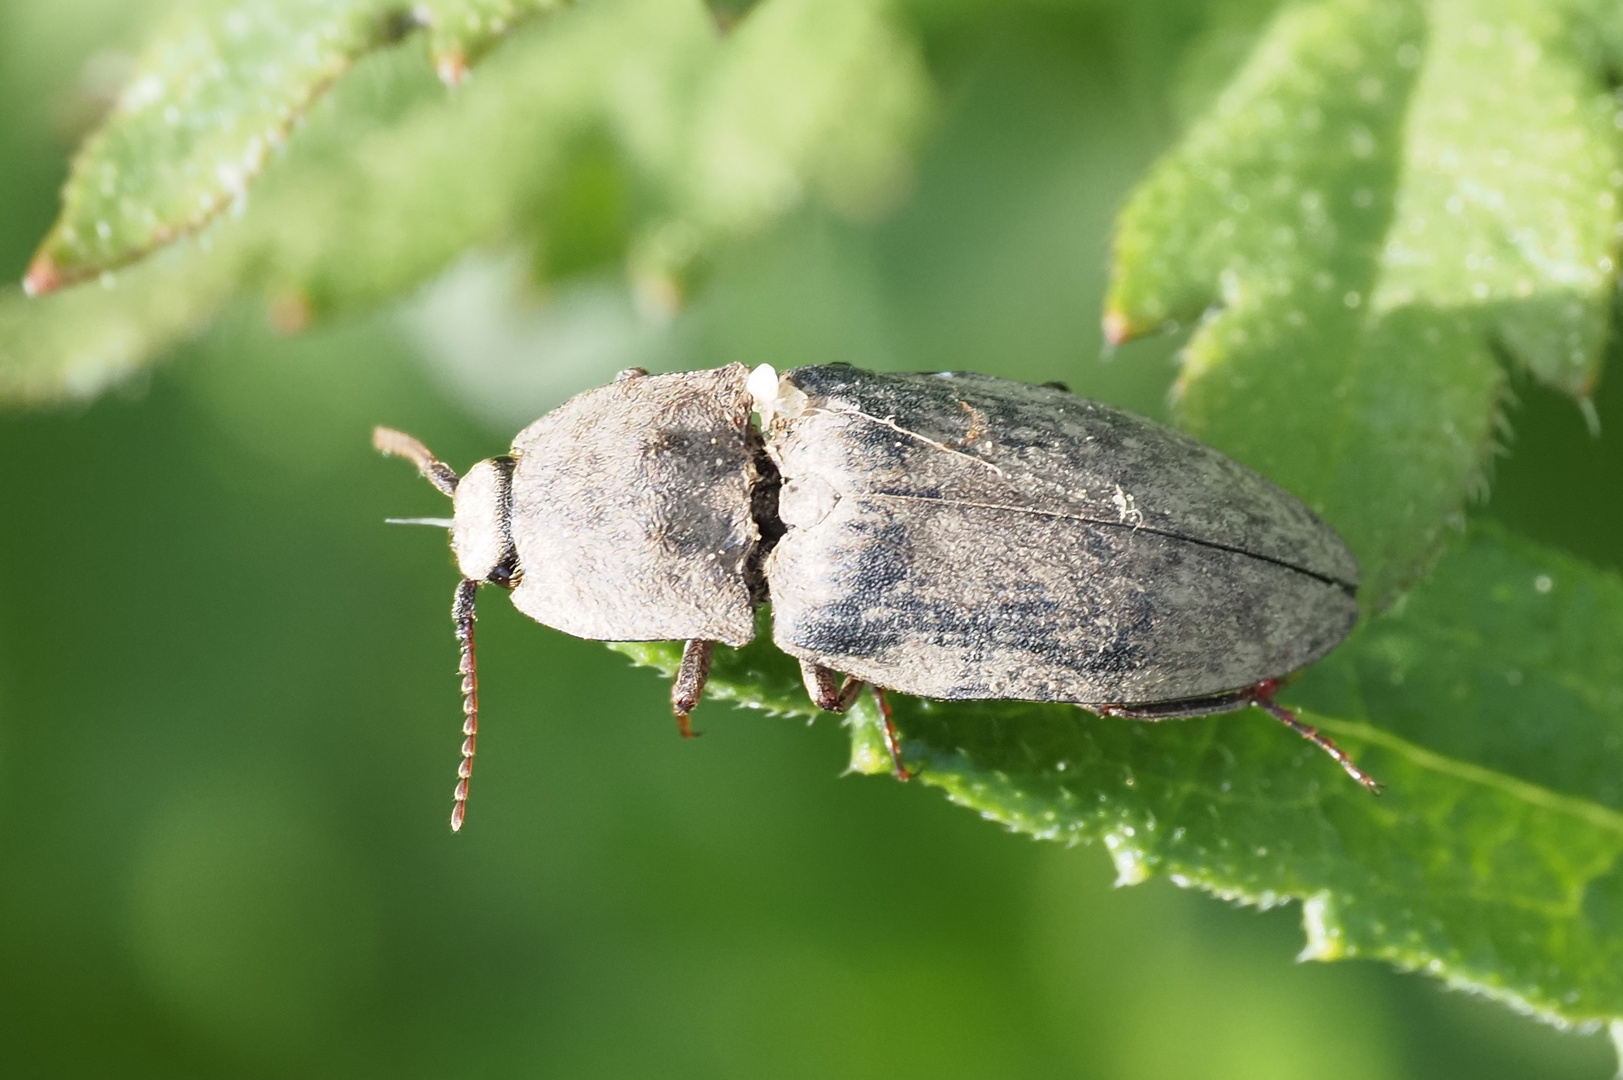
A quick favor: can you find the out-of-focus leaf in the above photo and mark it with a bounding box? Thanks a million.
[705,0,762,31]
[25,0,566,295]
[0,245,245,402]
[3,0,928,405]
[1107,0,1623,607]
[613,522,1623,1028]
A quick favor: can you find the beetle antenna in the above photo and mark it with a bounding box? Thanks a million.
[451,578,479,831]
[1248,683,1381,793]
[374,427,459,497]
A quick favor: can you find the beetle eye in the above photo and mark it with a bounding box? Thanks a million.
[486,550,520,589]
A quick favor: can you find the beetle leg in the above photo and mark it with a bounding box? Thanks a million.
[671,640,714,738]
[799,661,912,780]
[868,686,914,781]
[451,578,479,832]
[1245,681,1383,794]
[1096,691,1252,721]
[800,659,861,711]
[1096,682,1380,793]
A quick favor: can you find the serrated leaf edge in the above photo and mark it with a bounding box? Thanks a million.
[24,3,562,297]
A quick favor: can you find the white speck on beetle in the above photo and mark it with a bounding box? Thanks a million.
[747,364,808,424]
[1113,485,1144,527]
[1534,574,1553,593]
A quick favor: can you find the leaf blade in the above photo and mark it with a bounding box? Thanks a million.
[24,0,565,294]
[1106,0,1623,606]
[612,524,1623,1027]
[4,0,928,404]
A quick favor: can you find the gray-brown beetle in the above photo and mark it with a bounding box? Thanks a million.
[377,362,1372,830]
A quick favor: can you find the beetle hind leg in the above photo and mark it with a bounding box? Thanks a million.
[1099,681,1381,794]
[671,640,714,738]
[799,660,913,780]
[1245,680,1382,794]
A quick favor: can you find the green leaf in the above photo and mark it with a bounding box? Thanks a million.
[0,245,246,403]
[614,522,1623,1028]
[4,0,928,404]
[25,0,566,296]
[705,0,763,31]
[1106,0,1623,607]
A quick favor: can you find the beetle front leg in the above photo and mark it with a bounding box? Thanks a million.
[671,640,714,738]
[799,660,912,780]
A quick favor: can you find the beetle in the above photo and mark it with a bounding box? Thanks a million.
[376,362,1373,830]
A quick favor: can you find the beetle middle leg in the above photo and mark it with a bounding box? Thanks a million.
[671,640,714,738]
[799,660,913,780]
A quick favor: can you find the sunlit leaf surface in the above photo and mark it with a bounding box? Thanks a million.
[3,0,927,404]
[1107,0,1623,606]
[24,0,567,295]
[615,524,1623,1027]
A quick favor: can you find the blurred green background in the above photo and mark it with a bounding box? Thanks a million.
[2,1,1622,1076]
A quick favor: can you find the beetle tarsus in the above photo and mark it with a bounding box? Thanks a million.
[1246,681,1381,794]
[672,640,714,738]
[451,578,479,831]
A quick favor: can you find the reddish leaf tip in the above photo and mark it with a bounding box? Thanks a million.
[268,292,311,335]
[22,256,62,299]
[1102,308,1134,347]
[436,52,470,87]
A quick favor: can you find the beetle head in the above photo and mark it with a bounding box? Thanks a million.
[452,457,519,588]
[375,427,517,832]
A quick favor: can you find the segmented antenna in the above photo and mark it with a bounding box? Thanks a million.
[451,578,479,831]
[374,427,460,497]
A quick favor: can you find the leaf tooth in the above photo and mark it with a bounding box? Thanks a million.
[1104,826,1152,886]
[435,51,470,86]
[1298,892,1346,961]
[22,256,62,299]
[1102,307,1135,347]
